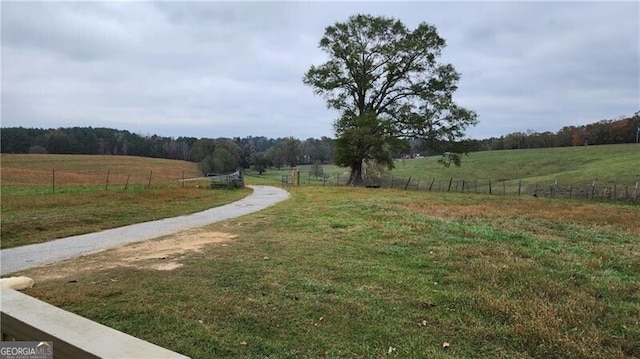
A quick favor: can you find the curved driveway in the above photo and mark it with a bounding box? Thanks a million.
[1,185,289,275]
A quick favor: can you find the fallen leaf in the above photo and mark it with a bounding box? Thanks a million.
[240,341,247,346]
[442,342,450,349]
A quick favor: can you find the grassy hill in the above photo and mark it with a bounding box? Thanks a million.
[392,144,640,186]
[247,144,640,193]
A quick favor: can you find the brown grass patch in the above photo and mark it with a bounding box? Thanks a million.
[22,230,237,281]
[404,196,640,235]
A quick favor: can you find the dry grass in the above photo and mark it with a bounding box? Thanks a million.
[0,154,201,186]
[403,195,640,235]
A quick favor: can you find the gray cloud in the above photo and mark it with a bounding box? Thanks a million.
[2,1,638,140]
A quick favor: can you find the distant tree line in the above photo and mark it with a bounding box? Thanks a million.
[460,112,640,152]
[1,111,637,174]
[0,127,334,175]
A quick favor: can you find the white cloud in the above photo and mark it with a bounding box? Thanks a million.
[1,1,638,139]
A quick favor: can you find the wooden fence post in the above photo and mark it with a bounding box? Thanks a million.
[429,178,435,192]
[125,174,131,190]
[52,169,55,193]
[105,170,110,190]
[489,179,492,195]
[518,180,522,196]
[147,170,153,189]
[404,177,412,190]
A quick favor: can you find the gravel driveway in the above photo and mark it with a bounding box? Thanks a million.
[0,185,289,275]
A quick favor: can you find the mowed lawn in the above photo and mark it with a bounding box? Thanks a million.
[21,186,639,358]
[0,154,250,248]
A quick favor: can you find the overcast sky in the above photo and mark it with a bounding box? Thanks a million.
[2,1,638,140]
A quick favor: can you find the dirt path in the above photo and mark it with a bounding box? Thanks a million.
[23,229,238,281]
[0,185,289,275]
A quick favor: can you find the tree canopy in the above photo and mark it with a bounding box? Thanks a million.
[304,14,478,184]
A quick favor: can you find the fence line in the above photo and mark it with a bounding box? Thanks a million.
[3,169,204,191]
[289,169,639,203]
[380,175,639,202]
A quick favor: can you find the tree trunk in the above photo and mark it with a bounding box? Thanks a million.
[346,160,363,185]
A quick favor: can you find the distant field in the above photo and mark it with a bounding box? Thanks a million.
[0,154,202,186]
[391,144,640,186]
[249,144,640,186]
[246,144,640,199]
[0,154,249,248]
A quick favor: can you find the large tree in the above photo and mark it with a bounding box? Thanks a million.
[304,14,478,185]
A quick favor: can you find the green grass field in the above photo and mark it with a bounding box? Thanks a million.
[21,186,640,358]
[245,144,640,200]
[391,144,640,186]
[247,144,640,188]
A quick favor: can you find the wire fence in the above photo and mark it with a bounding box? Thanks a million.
[3,169,205,192]
[282,170,640,203]
[378,175,639,202]
[17,167,637,202]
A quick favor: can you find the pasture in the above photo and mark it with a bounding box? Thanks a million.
[19,186,640,358]
[249,144,640,189]
[0,154,249,248]
[391,144,640,187]
[248,144,640,201]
